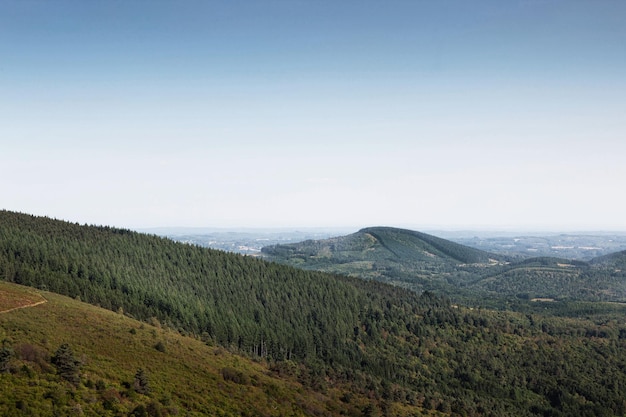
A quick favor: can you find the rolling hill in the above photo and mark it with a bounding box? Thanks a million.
[590,249,626,270]
[262,226,626,303]
[261,226,506,293]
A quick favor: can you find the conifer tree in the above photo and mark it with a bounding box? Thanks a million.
[52,343,81,385]
[0,345,14,373]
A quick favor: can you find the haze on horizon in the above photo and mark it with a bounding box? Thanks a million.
[2,1,625,232]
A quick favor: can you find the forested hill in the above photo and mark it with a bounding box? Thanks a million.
[0,210,376,361]
[261,226,504,292]
[262,226,626,303]
[361,227,499,264]
[590,249,626,269]
[6,211,626,415]
[263,226,500,265]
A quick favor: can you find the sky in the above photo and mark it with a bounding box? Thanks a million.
[1,0,625,231]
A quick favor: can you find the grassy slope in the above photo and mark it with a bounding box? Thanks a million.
[0,282,429,417]
[0,285,46,313]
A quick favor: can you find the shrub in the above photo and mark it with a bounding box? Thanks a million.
[95,379,106,391]
[51,343,81,385]
[134,368,151,395]
[0,346,14,373]
[16,343,50,370]
[101,388,122,411]
[221,367,249,385]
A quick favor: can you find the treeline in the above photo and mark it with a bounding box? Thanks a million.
[5,210,626,415]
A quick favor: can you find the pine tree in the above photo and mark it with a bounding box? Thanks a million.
[0,345,14,373]
[52,343,81,385]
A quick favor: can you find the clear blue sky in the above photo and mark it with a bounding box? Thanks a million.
[2,1,625,230]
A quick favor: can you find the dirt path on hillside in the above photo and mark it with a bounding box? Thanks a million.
[0,296,47,314]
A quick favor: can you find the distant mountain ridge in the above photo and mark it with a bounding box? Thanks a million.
[262,226,626,303]
[261,226,507,295]
[261,226,503,263]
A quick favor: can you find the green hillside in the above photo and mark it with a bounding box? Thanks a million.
[262,226,626,303]
[591,250,626,270]
[6,211,626,415]
[465,254,626,303]
[360,227,496,264]
[0,210,370,363]
[0,281,391,417]
[261,226,504,293]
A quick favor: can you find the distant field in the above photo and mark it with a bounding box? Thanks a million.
[0,282,46,313]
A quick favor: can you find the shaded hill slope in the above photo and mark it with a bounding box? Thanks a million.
[0,210,372,364]
[591,249,626,269]
[361,227,497,264]
[466,254,626,302]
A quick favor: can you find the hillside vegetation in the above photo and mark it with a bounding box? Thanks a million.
[5,211,626,415]
[262,226,626,303]
[0,281,379,416]
[262,227,502,293]
[0,210,370,363]
[591,249,626,269]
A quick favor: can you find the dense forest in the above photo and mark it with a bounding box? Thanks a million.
[4,210,626,416]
